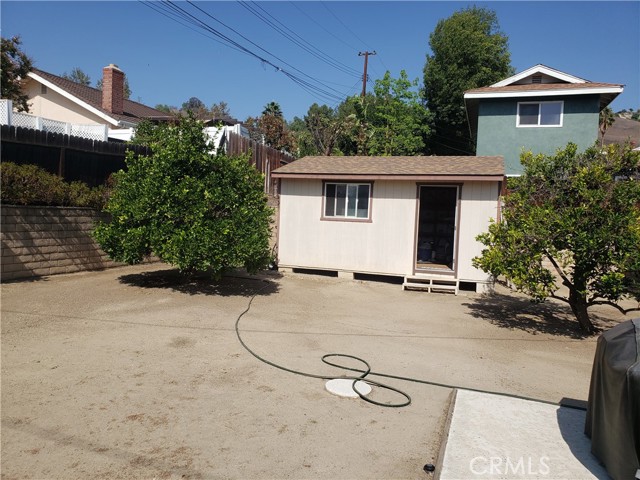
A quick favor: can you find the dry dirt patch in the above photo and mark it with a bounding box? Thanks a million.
[2,264,630,479]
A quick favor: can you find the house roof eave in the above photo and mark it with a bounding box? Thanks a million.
[464,85,624,100]
[491,64,589,87]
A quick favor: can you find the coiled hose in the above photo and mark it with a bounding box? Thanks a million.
[235,278,587,410]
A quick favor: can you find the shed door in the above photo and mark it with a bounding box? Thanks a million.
[415,186,459,272]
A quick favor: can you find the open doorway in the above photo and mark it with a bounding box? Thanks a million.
[415,185,458,272]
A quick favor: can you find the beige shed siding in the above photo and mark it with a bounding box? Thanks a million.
[278,179,416,275]
[278,178,498,282]
[456,181,500,282]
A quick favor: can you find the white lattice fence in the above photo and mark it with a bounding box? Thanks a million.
[71,124,108,141]
[41,117,69,135]
[0,99,10,124]
[10,111,39,129]
[0,99,107,141]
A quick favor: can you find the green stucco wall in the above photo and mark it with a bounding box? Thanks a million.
[475,95,600,175]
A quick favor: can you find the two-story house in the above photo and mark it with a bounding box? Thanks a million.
[464,64,624,175]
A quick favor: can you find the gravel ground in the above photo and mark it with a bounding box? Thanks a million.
[1,264,630,479]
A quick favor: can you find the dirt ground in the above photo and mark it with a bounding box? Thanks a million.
[1,264,633,479]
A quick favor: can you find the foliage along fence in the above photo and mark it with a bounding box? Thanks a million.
[226,132,295,195]
[0,125,150,188]
[1,125,294,194]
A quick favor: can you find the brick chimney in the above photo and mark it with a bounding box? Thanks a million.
[101,64,124,115]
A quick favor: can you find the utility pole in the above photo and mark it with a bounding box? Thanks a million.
[358,51,376,97]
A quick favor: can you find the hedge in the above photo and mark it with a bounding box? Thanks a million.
[1,162,110,209]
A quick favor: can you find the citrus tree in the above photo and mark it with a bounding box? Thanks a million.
[473,143,640,333]
[94,115,273,277]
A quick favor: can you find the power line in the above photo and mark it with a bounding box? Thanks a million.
[319,1,389,80]
[239,1,361,78]
[143,0,352,105]
[289,1,360,53]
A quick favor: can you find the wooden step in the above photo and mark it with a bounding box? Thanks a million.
[402,276,459,295]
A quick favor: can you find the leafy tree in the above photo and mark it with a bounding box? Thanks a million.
[336,95,374,155]
[62,67,91,86]
[262,101,283,118]
[245,102,296,153]
[303,103,353,156]
[259,113,296,152]
[288,116,317,157]
[1,35,33,112]
[210,101,231,118]
[243,115,263,143]
[179,96,208,119]
[93,114,273,276]
[368,70,430,156]
[96,76,132,100]
[154,104,179,114]
[423,6,513,155]
[473,143,640,333]
[598,106,615,144]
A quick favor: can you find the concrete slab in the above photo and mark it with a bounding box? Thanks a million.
[437,390,608,480]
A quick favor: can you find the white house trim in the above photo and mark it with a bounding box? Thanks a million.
[491,64,589,87]
[27,71,121,127]
[464,86,623,100]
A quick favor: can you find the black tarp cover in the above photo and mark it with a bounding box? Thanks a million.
[585,318,640,480]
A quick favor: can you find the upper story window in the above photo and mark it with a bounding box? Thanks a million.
[323,182,371,220]
[517,101,563,127]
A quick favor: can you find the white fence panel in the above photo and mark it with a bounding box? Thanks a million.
[0,99,11,125]
[72,124,108,141]
[0,99,107,141]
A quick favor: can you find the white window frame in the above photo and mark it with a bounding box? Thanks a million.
[323,182,371,221]
[517,101,564,128]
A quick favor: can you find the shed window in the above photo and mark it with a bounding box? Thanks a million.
[324,183,370,219]
[517,101,563,127]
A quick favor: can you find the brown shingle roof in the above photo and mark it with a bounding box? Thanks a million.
[465,82,623,95]
[272,156,504,179]
[30,68,174,125]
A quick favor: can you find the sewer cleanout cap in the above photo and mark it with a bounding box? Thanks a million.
[325,379,372,398]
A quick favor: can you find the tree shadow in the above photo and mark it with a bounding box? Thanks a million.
[117,268,281,297]
[462,290,618,339]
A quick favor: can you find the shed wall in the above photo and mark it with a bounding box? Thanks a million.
[278,179,499,283]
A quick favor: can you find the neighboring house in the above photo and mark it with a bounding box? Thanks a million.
[203,116,251,152]
[464,64,624,175]
[272,155,504,293]
[21,64,173,141]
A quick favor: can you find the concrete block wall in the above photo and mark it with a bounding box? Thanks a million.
[1,205,126,281]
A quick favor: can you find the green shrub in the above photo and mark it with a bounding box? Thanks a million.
[0,162,108,209]
[93,114,273,276]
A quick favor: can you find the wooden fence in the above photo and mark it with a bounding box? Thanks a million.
[1,125,150,187]
[1,125,295,194]
[226,132,295,195]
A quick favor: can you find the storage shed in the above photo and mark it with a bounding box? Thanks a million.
[272,156,504,293]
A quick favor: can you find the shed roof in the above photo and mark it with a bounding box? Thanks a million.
[272,155,504,181]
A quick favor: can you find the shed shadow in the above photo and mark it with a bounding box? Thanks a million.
[462,291,616,339]
[118,268,280,297]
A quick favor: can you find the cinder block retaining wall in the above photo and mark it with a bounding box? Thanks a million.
[1,205,125,281]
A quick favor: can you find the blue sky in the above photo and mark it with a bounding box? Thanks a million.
[2,1,638,122]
